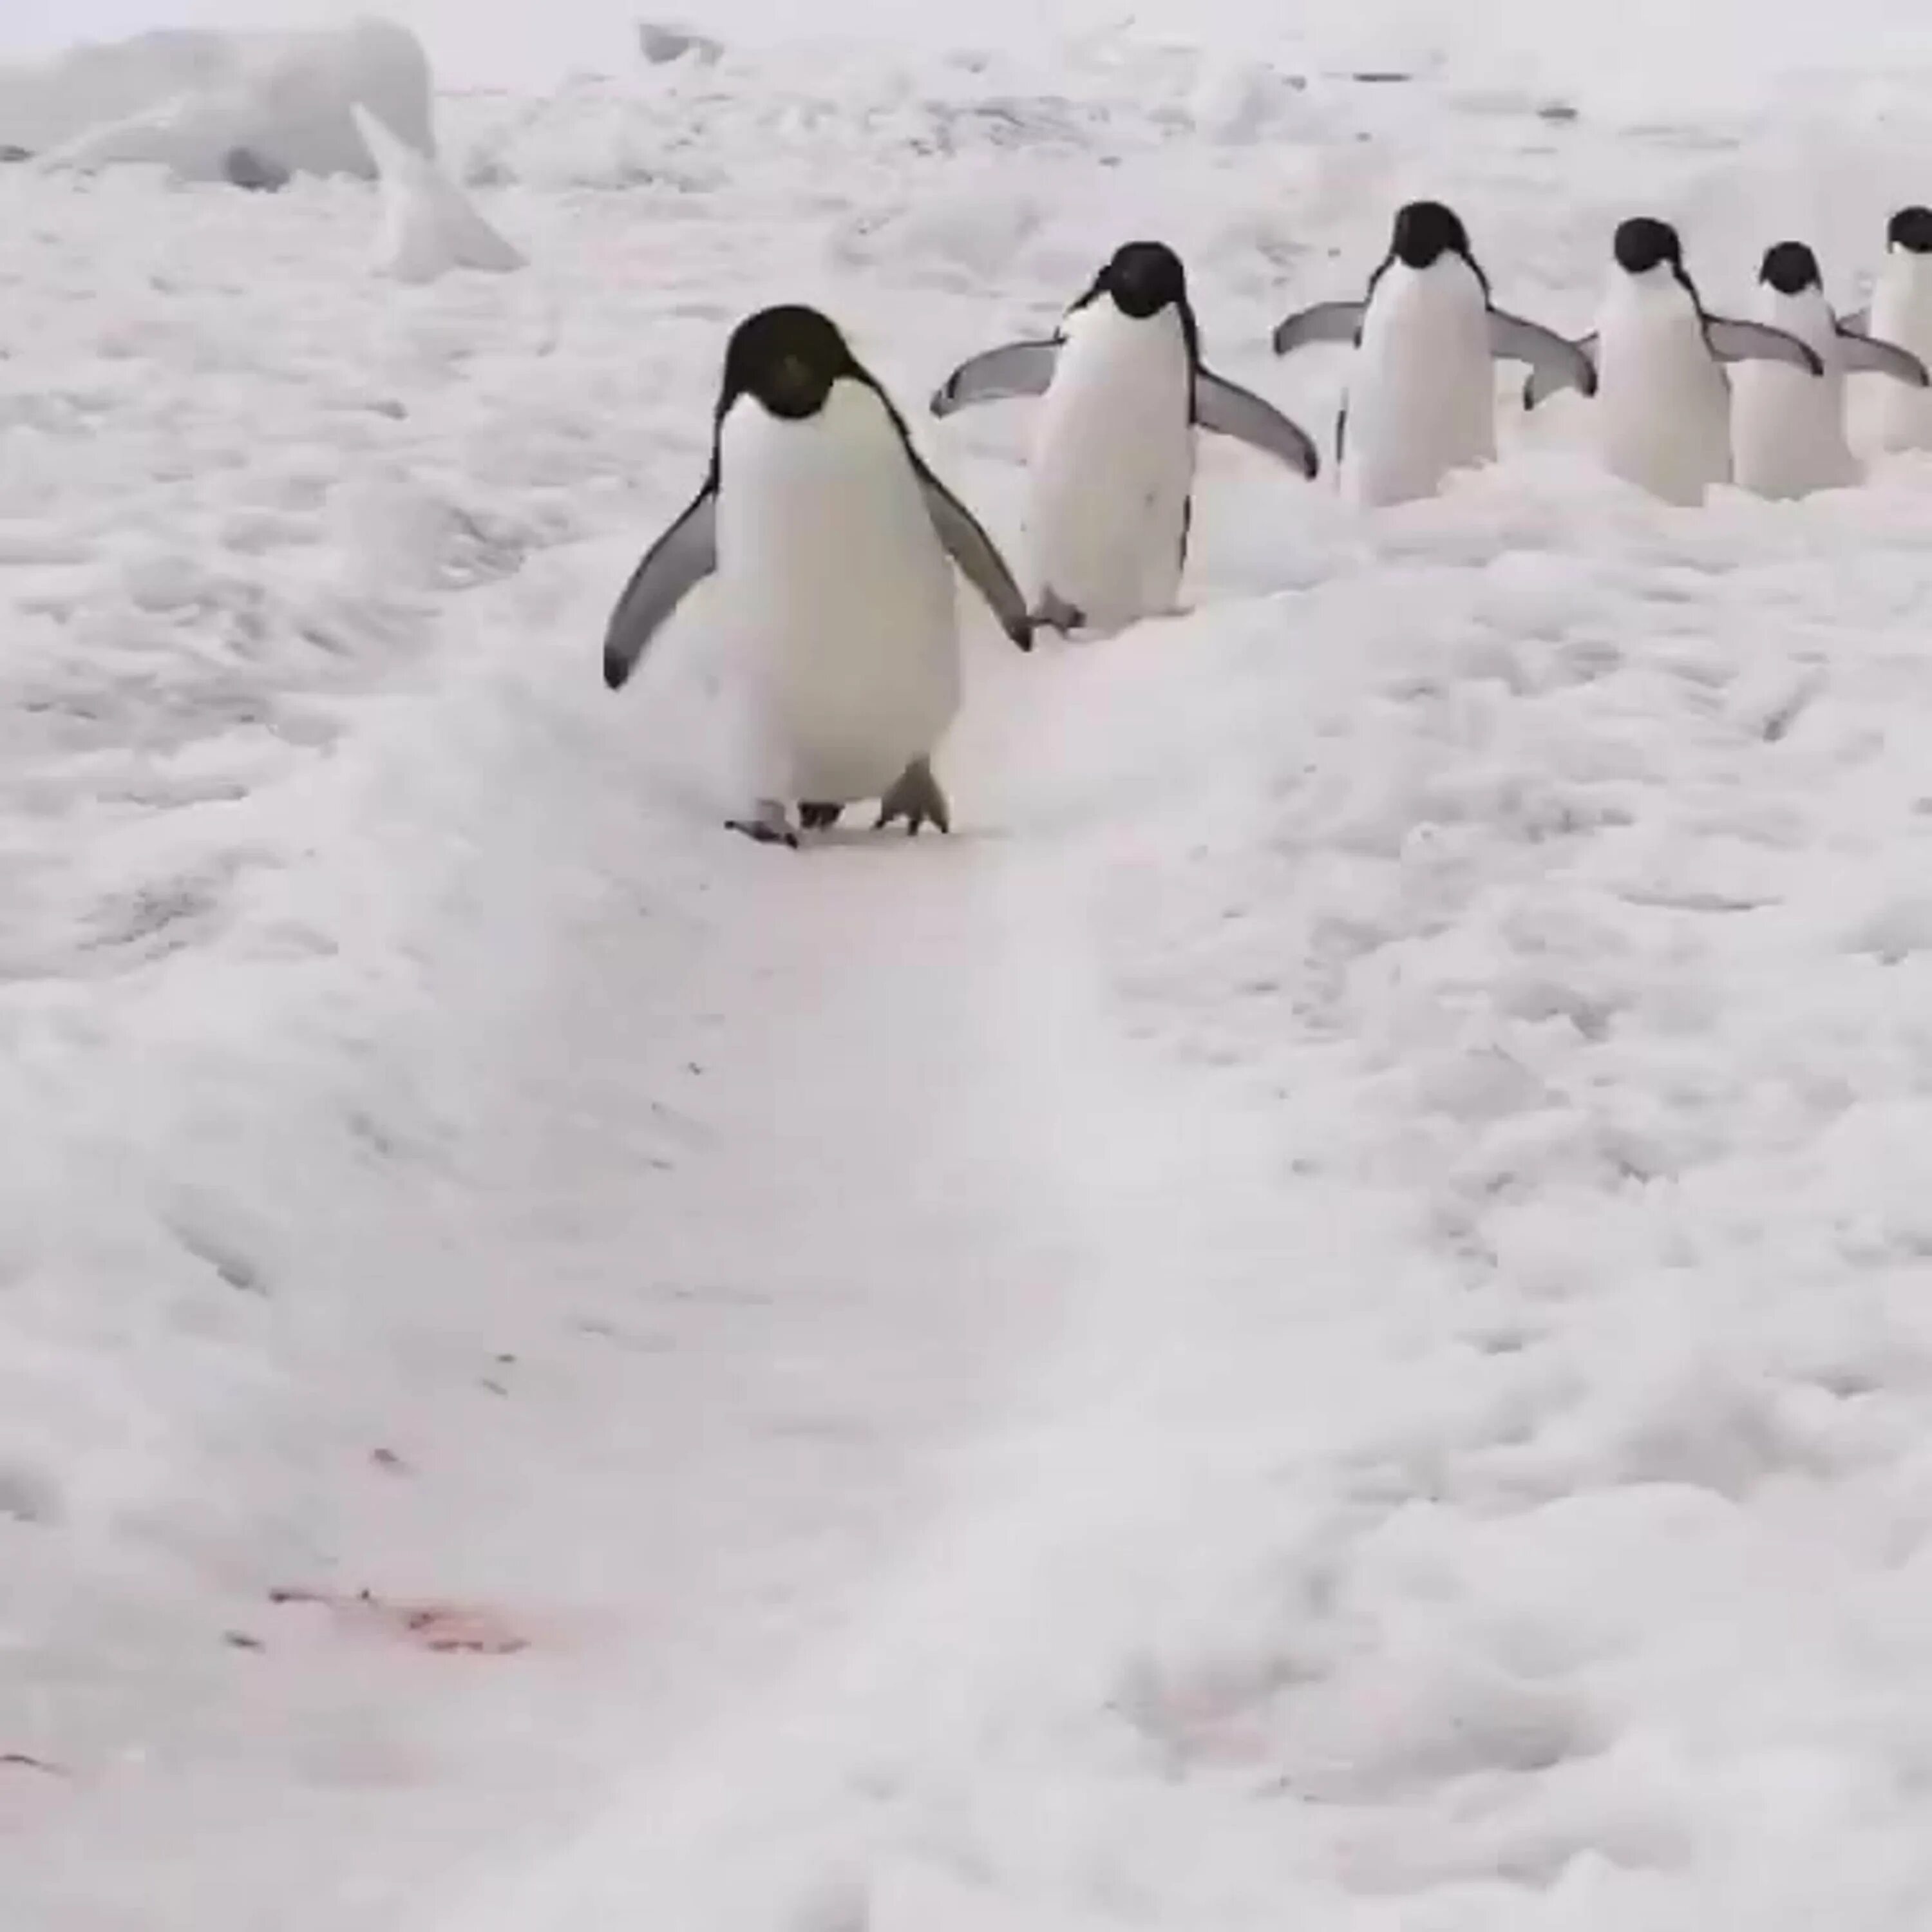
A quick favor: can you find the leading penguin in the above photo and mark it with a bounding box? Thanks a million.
[1731,240,1929,498]
[1842,207,1932,452]
[1269,198,1596,507]
[601,304,1033,848]
[1522,216,1824,505]
[928,240,1320,636]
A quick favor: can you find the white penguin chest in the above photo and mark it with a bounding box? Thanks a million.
[1029,307,1193,605]
[1870,263,1932,449]
[1731,296,1853,496]
[1872,264,1932,358]
[716,385,960,796]
[1349,262,1495,493]
[1595,293,1732,499]
[719,388,947,618]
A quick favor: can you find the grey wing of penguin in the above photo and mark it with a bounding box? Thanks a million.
[916,469,1033,650]
[1521,331,1598,409]
[1269,300,1367,357]
[1835,321,1931,386]
[602,483,717,691]
[1489,307,1599,397]
[1192,368,1321,479]
[929,339,1061,417]
[1703,316,1824,375]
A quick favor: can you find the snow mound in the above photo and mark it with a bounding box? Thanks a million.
[355,102,526,283]
[23,16,435,185]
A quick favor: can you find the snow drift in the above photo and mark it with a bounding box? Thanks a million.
[11,15,436,184]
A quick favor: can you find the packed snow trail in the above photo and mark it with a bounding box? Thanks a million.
[0,531,1165,1922]
[414,592,1397,1932]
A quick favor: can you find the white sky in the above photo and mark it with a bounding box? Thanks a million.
[7,0,1932,97]
[0,0,1141,86]
[0,1,643,82]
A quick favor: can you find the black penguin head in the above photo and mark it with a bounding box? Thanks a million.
[1759,241,1821,295]
[1888,205,1932,254]
[1614,216,1683,276]
[1097,240,1187,319]
[720,304,864,421]
[1388,200,1470,270]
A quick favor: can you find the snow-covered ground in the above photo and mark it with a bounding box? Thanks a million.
[12,13,1932,1930]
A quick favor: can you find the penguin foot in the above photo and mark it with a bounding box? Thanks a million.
[875,758,951,837]
[725,800,799,848]
[798,801,844,831]
[1031,589,1085,634]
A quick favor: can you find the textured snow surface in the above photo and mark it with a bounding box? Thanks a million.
[9,16,1932,1932]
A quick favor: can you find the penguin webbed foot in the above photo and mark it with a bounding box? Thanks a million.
[725,801,800,849]
[1030,590,1085,636]
[798,802,844,831]
[726,820,800,848]
[875,758,951,837]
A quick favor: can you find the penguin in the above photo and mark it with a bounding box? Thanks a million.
[1522,216,1826,505]
[1269,199,1597,507]
[927,240,1320,636]
[601,304,1033,848]
[1841,206,1932,452]
[1731,240,1929,498]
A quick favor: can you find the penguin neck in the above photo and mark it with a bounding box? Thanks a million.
[1884,247,1932,289]
[719,379,897,490]
[1876,247,1932,331]
[1370,252,1482,311]
[1361,254,1487,358]
[1058,298,1191,392]
[1604,266,1701,334]
[1754,281,1834,355]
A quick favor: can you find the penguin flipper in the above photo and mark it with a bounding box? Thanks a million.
[929,339,1061,417]
[1705,316,1824,375]
[603,482,717,691]
[1269,301,1365,357]
[1488,308,1598,397]
[1835,323,1931,387]
[916,470,1034,650]
[1192,368,1321,479]
[1521,332,1598,410]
